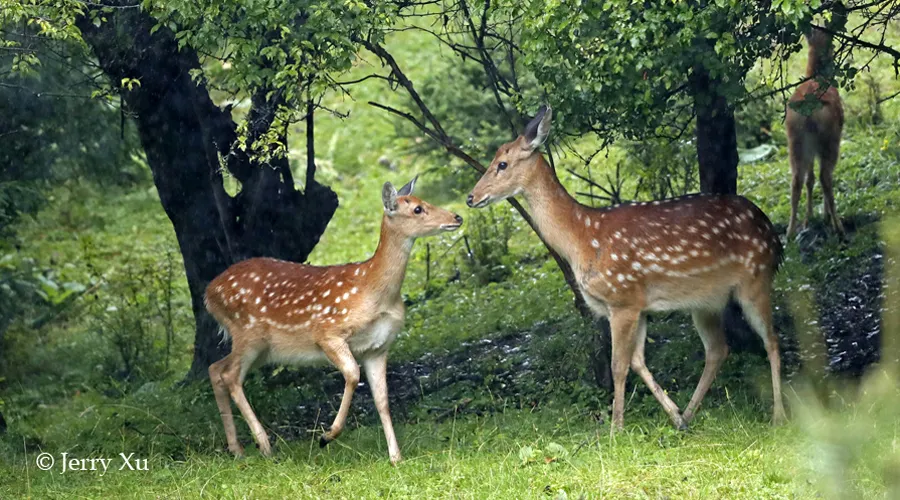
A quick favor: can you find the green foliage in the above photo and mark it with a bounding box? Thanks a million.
[735,90,780,149]
[400,258,571,360]
[0,254,89,347]
[0,0,87,53]
[87,246,185,387]
[393,54,521,171]
[511,0,812,141]
[0,256,42,340]
[622,138,698,200]
[0,182,44,241]
[144,0,394,160]
[0,34,145,246]
[0,36,144,186]
[460,205,515,285]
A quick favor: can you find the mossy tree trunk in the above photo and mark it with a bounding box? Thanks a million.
[77,5,338,379]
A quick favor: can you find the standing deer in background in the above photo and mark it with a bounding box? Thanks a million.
[786,27,844,238]
[467,106,786,429]
[205,177,463,464]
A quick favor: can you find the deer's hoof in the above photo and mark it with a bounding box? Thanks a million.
[319,435,331,448]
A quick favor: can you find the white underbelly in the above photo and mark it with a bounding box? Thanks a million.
[349,316,400,356]
[265,348,329,366]
[582,292,610,318]
[645,284,733,313]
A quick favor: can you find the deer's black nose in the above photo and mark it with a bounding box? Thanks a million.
[466,193,474,207]
[455,214,463,224]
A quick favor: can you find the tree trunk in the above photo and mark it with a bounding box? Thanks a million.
[691,67,763,355]
[77,5,338,380]
[692,69,739,196]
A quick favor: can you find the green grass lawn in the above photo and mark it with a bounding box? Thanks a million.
[3,381,899,500]
[0,408,824,499]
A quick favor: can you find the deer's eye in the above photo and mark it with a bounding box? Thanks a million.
[414,206,423,214]
[498,161,508,171]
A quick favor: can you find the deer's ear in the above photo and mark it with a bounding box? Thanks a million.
[382,182,399,214]
[522,105,552,152]
[397,175,418,196]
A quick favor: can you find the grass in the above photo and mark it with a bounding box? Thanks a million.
[0,407,816,499]
[4,381,899,500]
[3,367,900,498]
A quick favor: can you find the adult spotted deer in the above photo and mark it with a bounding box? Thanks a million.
[467,106,786,429]
[205,177,462,464]
[786,27,844,238]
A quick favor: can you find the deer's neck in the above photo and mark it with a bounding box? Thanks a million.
[366,218,415,304]
[521,157,591,267]
[806,42,832,78]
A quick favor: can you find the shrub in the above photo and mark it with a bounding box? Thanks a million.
[460,205,515,284]
[88,247,187,389]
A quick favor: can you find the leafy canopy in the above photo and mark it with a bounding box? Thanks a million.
[510,0,818,141]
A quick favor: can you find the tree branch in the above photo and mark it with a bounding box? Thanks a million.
[817,24,900,66]
[458,0,517,135]
[368,101,485,173]
[359,37,449,139]
[306,83,316,187]
[361,35,594,319]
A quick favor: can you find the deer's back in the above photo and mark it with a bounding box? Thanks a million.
[786,80,843,139]
[574,194,782,311]
[205,257,375,349]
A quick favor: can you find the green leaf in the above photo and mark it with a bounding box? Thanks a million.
[518,445,539,464]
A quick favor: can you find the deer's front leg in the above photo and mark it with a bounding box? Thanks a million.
[363,352,402,465]
[319,338,360,447]
[609,306,641,430]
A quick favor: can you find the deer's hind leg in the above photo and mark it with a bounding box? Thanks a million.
[735,280,786,424]
[787,131,815,238]
[212,334,270,456]
[819,137,844,236]
[209,352,244,456]
[682,310,729,424]
[804,167,815,229]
